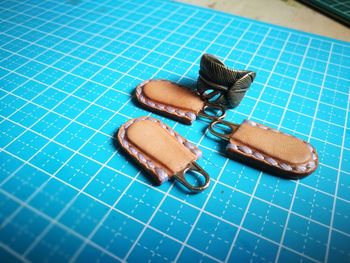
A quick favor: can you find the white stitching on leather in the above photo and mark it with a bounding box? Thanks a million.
[226,120,317,173]
[119,117,202,183]
[136,80,197,122]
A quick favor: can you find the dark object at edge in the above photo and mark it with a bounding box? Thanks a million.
[298,0,350,27]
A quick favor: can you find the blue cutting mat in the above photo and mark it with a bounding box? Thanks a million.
[0,0,349,262]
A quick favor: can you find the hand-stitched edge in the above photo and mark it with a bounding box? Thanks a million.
[118,116,202,183]
[226,120,318,174]
[135,79,197,123]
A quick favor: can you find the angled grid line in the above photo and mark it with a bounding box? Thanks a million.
[0,1,130,80]
[8,98,350,214]
[1,0,154,230]
[4,14,350,88]
[1,76,348,157]
[0,150,326,263]
[49,4,202,261]
[174,156,230,262]
[21,96,132,257]
[125,12,240,262]
[274,36,314,262]
[0,1,143,185]
[119,7,212,261]
[33,0,350,54]
[3,15,350,86]
[0,0,160,149]
[225,29,292,263]
[0,0,142,226]
[2,22,349,101]
[1,62,347,146]
[0,242,29,263]
[174,22,255,262]
[0,1,131,128]
[1,111,349,231]
[324,59,350,261]
[0,0,64,41]
[0,103,348,209]
[1,144,350,262]
[2,0,175,255]
[276,42,333,263]
[0,172,222,263]
[4,0,350,76]
[0,188,124,262]
[0,0,105,63]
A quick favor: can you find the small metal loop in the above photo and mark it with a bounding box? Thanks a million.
[209,120,238,141]
[198,104,226,121]
[173,162,210,193]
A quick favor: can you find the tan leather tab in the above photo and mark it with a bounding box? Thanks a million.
[143,81,204,113]
[227,120,318,178]
[118,117,201,184]
[127,120,196,173]
[136,80,205,124]
[231,121,311,164]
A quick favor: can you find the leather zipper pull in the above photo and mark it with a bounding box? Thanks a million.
[118,117,210,192]
[135,79,225,124]
[209,119,318,179]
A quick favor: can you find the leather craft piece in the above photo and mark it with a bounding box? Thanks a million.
[197,54,256,109]
[118,116,210,191]
[135,79,224,124]
[210,120,318,179]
